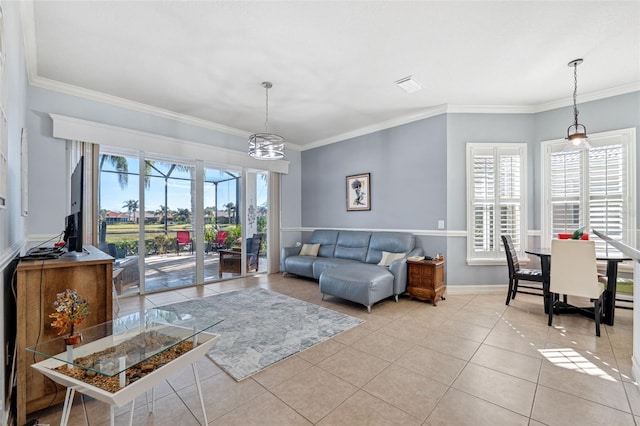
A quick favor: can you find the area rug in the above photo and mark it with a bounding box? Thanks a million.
[160,287,364,381]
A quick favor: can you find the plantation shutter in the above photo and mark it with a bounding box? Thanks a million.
[468,144,526,261]
[550,150,582,237]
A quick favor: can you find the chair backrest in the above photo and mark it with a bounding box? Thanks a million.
[215,231,228,244]
[550,239,601,299]
[501,235,520,276]
[176,230,191,244]
[247,235,262,255]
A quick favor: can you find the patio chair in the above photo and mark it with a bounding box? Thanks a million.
[176,230,193,255]
[211,230,228,252]
[219,234,262,277]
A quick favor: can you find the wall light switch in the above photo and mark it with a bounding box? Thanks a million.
[437,220,445,230]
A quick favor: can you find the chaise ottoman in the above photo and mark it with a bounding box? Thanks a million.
[319,264,395,313]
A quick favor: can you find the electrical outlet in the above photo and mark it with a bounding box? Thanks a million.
[437,220,445,229]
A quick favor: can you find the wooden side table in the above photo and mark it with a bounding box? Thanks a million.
[407,258,446,306]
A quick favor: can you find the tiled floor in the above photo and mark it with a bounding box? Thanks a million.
[32,274,638,425]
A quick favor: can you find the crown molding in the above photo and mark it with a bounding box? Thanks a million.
[20,0,638,152]
[531,82,640,113]
[301,104,449,151]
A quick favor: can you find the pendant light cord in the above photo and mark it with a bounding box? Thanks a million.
[572,62,579,126]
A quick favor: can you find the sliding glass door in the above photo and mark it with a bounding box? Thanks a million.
[98,147,270,296]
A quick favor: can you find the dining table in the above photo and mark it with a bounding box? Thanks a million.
[525,247,630,326]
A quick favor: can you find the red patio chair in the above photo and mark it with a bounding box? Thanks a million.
[212,230,228,251]
[176,230,193,255]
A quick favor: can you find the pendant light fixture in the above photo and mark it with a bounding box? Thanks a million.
[248,82,285,160]
[565,58,591,150]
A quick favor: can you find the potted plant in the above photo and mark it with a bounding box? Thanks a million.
[49,289,90,345]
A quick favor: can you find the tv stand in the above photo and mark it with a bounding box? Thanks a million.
[15,245,113,426]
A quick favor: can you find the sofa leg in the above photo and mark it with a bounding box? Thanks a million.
[394,295,399,302]
[367,305,371,314]
[321,294,325,300]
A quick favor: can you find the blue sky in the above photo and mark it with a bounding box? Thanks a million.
[99,156,267,213]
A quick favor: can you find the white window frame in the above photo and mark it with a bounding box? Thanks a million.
[466,143,528,265]
[541,128,636,248]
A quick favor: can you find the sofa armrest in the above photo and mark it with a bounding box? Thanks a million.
[281,246,302,271]
[388,248,424,295]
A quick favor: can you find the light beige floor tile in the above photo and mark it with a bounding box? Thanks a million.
[210,392,312,425]
[350,331,414,362]
[271,366,357,423]
[414,330,482,361]
[452,363,536,416]
[252,355,313,389]
[528,421,547,426]
[317,390,421,426]
[318,346,390,387]
[395,345,467,386]
[492,315,551,341]
[438,319,492,342]
[623,381,640,416]
[145,291,191,307]
[377,318,433,344]
[484,328,547,359]
[121,390,203,426]
[470,344,542,383]
[297,338,347,364]
[179,369,266,422]
[426,387,529,426]
[547,327,616,355]
[331,323,374,345]
[363,364,448,421]
[538,356,629,412]
[450,306,503,328]
[532,385,635,426]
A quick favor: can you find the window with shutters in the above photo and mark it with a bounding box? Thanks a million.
[466,143,527,264]
[541,128,636,255]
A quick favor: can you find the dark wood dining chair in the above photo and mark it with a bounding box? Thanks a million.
[501,235,544,305]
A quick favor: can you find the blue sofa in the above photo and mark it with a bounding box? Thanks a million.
[281,230,422,312]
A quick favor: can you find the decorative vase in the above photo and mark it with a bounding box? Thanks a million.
[64,334,83,346]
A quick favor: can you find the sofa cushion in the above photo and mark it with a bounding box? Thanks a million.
[312,257,362,279]
[283,255,317,277]
[309,230,340,258]
[333,231,372,262]
[378,251,407,266]
[319,264,394,309]
[299,243,320,256]
[365,232,415,264]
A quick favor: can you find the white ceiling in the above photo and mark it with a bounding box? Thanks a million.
[22,1,640,150]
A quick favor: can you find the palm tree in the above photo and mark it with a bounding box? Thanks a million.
[122,199,138,223]
[224,202,235,224]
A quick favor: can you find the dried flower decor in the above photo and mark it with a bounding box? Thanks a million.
[49,289,90,337]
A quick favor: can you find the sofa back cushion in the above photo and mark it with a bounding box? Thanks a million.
[365,232,415,264]
[333,231,372,262]
[309,230,340,258]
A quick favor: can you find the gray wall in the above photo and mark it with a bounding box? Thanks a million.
[25,86,299,238]
[298,93,640,287]
[446,113,536,286]
[533,92,640,229]
[1,1,28,252]
[301,114,447,245]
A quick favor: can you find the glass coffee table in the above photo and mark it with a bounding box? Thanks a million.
[27,309,222,426]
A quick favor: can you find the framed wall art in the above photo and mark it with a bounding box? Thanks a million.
[346,173,370,211]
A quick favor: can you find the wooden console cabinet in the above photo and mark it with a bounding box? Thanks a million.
[16,245,113,426]
[407,258,446,306]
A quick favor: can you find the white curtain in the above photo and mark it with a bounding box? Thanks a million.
[68,140,99,246]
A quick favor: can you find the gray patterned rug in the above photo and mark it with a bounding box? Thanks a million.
[161,287,364,381]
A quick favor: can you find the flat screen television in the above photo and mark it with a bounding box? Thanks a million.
[63,156,84,255]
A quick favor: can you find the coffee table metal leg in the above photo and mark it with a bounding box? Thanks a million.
[110,405,115,426]
[193,363,208,425]
[128,398,136,426]
[60,386,76,426]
